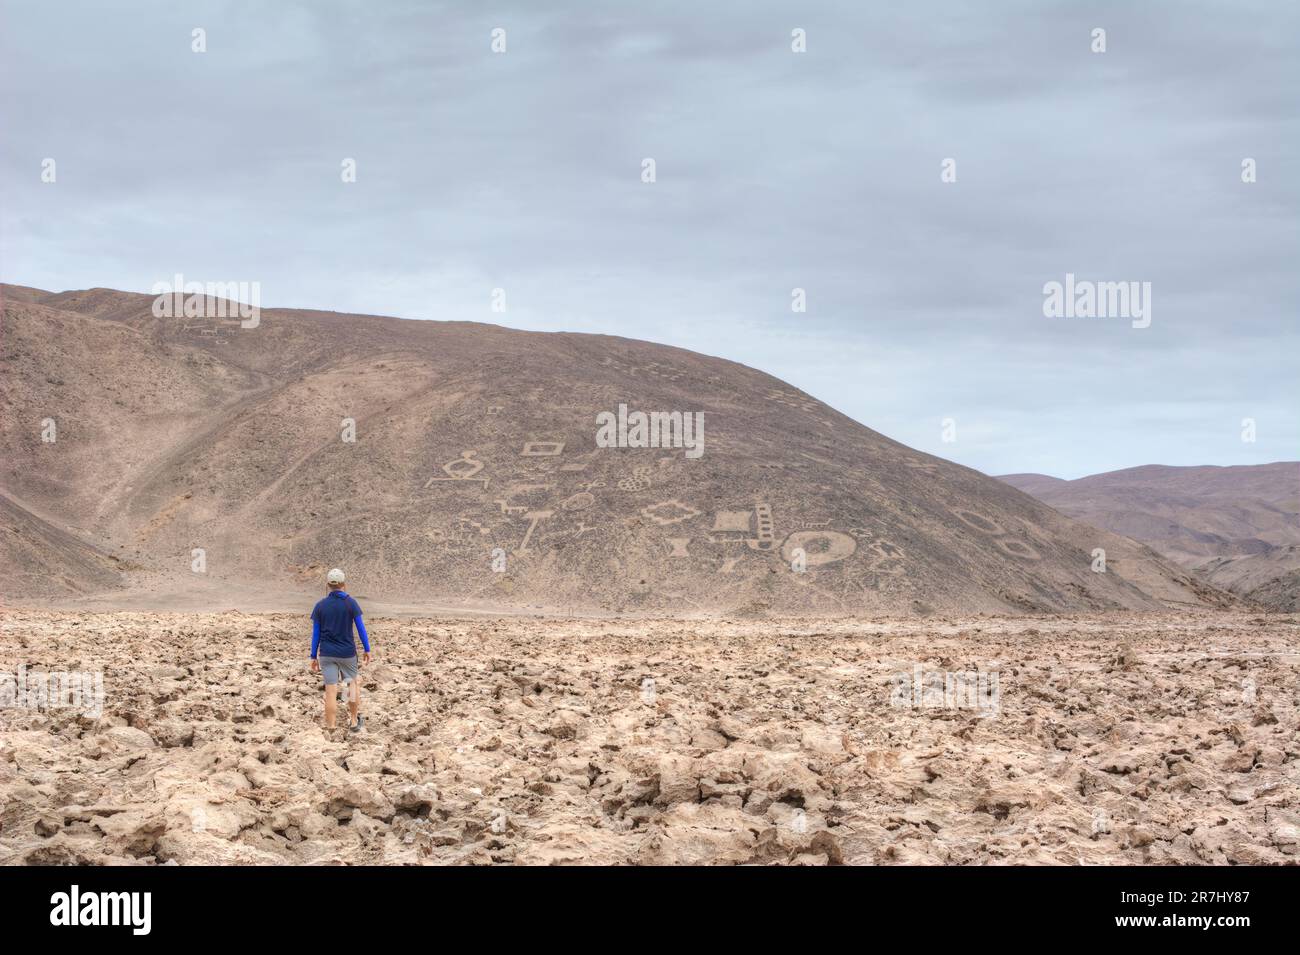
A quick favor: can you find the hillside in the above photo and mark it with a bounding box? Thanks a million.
[0,285,1228,615]
[999,464,1299,609]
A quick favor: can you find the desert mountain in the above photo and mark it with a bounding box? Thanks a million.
[999,464,1299,610]
[1,285,1228,615]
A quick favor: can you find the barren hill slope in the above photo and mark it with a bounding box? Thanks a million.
[1,285,1227,614]
[999,464,1299,609]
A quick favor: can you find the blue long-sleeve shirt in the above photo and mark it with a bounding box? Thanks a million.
[310,590,370,659]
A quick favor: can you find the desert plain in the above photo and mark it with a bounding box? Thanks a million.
[2,608,1296,866]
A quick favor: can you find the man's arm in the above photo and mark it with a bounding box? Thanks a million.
[310,617,321,659]
[348,597,369,657]
[355,614,371,654]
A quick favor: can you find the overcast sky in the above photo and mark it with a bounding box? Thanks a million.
[2,0,1296,478]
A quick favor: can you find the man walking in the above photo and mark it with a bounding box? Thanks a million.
[309,568,371,731]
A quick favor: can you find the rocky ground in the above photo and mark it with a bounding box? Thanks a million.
[1,609,1297,865]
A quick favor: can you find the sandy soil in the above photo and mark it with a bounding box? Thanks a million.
[1,610,1297,865]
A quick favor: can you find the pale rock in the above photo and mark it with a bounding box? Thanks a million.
[103,726,155,749]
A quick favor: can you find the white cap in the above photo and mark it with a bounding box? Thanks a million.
[327,568,345,585]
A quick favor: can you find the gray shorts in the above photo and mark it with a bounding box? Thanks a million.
[319,655,359,686]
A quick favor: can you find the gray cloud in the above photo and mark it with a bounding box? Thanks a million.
[2,0,1296,477]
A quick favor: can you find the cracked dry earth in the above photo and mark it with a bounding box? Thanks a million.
[1,610,1297,866]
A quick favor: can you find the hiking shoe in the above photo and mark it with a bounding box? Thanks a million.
[349,715,365,733]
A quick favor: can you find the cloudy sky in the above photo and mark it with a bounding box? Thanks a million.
[3,0,1296,478]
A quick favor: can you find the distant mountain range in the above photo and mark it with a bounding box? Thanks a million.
[999,463,1299,611]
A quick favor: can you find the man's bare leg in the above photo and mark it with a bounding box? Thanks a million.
[347,679,360,727]
[323,682,339,728]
